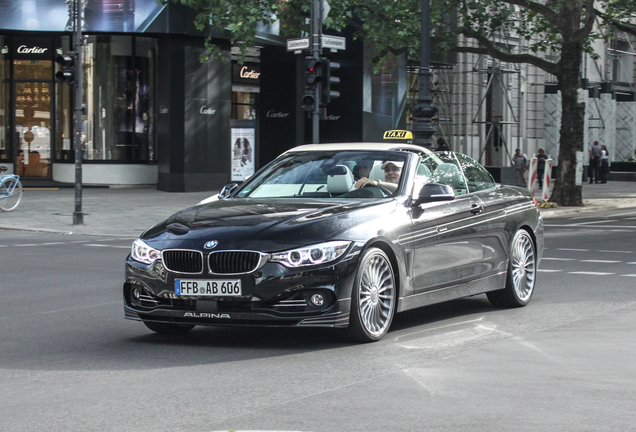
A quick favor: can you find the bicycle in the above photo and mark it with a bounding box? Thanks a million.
[0,166,23,212]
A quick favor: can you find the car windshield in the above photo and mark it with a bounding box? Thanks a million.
[235,150,409,199]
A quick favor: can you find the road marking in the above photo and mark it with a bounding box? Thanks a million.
[13,244,40,247]
[628,262,636,265]
[576,220,618,225]
[620,274,636,278]
[568,271,615,276]
[39,242,66,245]
[580,259,622,263]
[556,248,589,252]
[538,269,562,273]
[599,250,633,254]
[542,257,576,261]
[84,244,130,249]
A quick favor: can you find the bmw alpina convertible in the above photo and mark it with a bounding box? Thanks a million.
[124,143,543,342]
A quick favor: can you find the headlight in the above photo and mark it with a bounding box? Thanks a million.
[270,241,351,268]
[131,239,161,264]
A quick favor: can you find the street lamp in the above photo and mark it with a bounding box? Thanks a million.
[411,0,438,148]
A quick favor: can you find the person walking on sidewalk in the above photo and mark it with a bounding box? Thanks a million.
[600,144,609,183]
[589,140,602,184]
[513,148,527,187]
[536,148,548,189]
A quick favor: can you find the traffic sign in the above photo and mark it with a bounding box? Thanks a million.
[287,38,310,52]
[321,35,346,51]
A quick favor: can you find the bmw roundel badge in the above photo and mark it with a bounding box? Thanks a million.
[204,240,218,249]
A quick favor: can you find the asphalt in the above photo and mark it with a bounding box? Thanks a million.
[1,181,635,238]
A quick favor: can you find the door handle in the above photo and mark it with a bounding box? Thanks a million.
[470,204,483,214]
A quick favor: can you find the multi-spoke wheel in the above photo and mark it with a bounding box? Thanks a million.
[338,247,396,342]
[0,177,23,212]
[487,229,536,308]
[143,321,195,334]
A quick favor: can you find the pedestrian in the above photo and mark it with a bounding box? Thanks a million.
[435,137,450,152]
[512,148,527,187]
[589,140,602,184]
[536,147,548,189]
[600,144,609,183]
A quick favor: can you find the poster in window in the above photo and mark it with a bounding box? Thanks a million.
[231,128,255,181]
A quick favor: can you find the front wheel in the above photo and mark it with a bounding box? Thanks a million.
[487,229,536,308]
[338,247,397,342]
[143,321,195,334]
[0,177,23,212]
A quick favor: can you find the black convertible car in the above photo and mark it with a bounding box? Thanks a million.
[124,143,543,342]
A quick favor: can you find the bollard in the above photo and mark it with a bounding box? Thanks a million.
[542,158,553,201]
[528,157,538,196]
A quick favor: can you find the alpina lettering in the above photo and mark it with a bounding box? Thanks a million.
[17,45,47,54]
[184,312,231,318]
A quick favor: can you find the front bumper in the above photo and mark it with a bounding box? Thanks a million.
[123,252,359,329]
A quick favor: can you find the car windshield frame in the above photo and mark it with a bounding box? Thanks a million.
[232,150,412,199]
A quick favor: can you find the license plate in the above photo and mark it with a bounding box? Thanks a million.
[175,279,242,297]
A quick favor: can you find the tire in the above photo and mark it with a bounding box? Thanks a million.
[0,177,23,212]
[487,229,536,308]
[338,247,397,342]
[143,321,195,334]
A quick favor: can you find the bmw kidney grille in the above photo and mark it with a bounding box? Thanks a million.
[162,250,203,274]
[209,251,261,274]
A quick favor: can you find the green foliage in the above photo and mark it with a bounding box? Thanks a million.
[169,0,636,68]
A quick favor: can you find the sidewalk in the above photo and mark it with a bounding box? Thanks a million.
[1,182,635,237]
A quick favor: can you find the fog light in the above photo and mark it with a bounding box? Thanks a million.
[132,287,141,301]
[310,293,324,307]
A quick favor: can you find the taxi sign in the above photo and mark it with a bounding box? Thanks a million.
[383,130,413,140]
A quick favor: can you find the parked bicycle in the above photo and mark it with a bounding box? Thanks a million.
[0,166,23,211]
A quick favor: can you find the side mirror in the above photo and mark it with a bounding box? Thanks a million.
[415,183,455,205]
[219,183,239,199]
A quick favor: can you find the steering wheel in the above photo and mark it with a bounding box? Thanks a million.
[363,182,392,196]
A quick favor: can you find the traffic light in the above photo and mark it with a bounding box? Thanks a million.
[302,57,323,110]
[55,53,75,85]
[320,59,340,106]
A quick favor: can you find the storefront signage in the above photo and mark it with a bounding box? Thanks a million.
[200,106,216,115]
[232,64,261,85]
[16,45,48,54]
[13,38,52,60]
[160,105,169,114]
[323,114,341,121]
[266,110,290,118]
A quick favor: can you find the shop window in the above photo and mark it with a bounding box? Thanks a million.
[0,39,9,163]
[232,91,258,120]
[55,35,156,162]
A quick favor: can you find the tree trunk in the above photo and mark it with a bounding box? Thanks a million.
[551,40,584,206]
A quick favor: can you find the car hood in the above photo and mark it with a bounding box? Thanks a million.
[141,198,397,251]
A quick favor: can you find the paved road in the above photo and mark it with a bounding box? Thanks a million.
[1,206,636,431]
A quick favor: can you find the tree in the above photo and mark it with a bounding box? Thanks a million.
[172,0,636,205]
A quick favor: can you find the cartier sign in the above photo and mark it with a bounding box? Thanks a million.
[13,38,52,59]
[17,45,48,54]
[233,63,261,85]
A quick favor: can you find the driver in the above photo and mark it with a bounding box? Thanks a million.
[354,160,403,192]
[353,159,373,180]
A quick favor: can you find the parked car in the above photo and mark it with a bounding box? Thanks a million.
[124,143,543,342]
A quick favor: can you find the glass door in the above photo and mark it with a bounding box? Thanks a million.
[14,81,52,178]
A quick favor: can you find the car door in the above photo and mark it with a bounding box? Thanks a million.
[407,153,494,293]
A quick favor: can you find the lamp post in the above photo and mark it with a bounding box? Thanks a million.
[411,0,438,148]
[73,0,83,225]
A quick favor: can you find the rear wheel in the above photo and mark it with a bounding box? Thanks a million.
[487,229,536,308]
[0,177,23,212]
[143,321,195,334]
[338,247,396,342]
